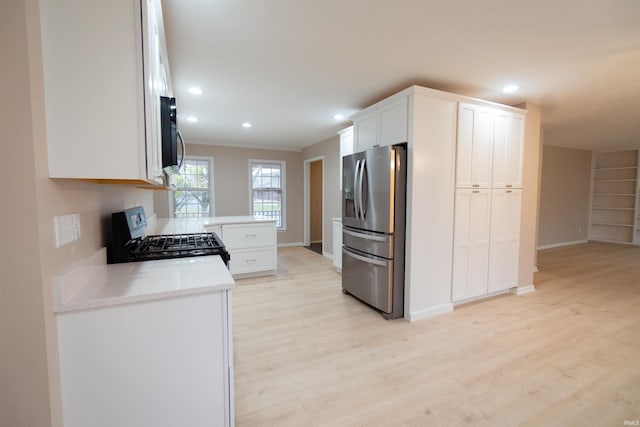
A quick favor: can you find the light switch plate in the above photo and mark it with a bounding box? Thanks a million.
[54,215,75,248]
[72,214,81,240]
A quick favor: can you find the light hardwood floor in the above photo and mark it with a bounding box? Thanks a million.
[233,243,640,426]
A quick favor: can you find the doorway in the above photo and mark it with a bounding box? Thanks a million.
[303,156,324,256]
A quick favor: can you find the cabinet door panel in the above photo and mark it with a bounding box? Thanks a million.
[506,114,525,188]
[452,189,491,301]
[488,189,521,292]
[456,103,493,188]
[379,98,408,146]
[354,112,377,152]
[456,105,475,188]
[491,112,510,188]
[473,108,494,188]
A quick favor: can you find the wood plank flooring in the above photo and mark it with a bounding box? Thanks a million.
[232,243,640,426]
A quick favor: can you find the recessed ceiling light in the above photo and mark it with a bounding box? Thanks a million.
[186,116,198,123]
[333,114,344,120]
[242,122,252,128]
[188,87,204,95]
[503,84,519,93]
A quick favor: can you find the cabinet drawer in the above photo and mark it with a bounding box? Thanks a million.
[229,247,277,275]
[222,223,276,249]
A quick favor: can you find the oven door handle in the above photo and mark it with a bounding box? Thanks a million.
[342,247,388,267]
[343,228,388,242]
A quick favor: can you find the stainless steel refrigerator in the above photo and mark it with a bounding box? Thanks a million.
[342,143,407,319]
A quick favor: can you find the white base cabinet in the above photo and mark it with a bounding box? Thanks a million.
[57,291,234,427]
[205,221,277,277]
[452,189,492,301]
[332,218,342,271]
[488,189,522,293]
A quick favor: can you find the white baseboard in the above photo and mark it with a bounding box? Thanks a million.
[511,285,536,295]
[311,240,322,244]
[277,242,304,248]
[322,251,333,260]
[407,303,454,322]
[537,240,588,250]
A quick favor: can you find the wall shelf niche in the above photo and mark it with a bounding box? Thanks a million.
[589,150,640,245]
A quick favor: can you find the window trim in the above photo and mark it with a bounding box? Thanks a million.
[169,155,215,219]
[248,159,286,231]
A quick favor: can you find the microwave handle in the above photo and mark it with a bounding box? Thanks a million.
[177,130,186,170]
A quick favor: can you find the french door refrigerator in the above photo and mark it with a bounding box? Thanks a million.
[342,143,407,319]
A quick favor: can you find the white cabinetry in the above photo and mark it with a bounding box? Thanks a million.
[456,104,494,188]
[452,104,525,302]
[352,97,408,152]
[456,103,525,189]
[205,220,278,278]
[346,85,532,320]
[452,189,491,301]
[40,0,171,184]
[57,291,233,427]
[492,112,525,189]
[338,126,354,190]
[332,218,342,271]
[488,189,522,293]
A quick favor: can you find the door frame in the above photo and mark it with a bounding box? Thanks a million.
[303,156,325,249]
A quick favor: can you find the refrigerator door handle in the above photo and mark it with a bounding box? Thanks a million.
[343,228,388,242]
[343,246,388,267]
[358,158,366,220]
[354,159,361,220]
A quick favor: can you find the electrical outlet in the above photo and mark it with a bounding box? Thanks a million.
[578,227,583,233]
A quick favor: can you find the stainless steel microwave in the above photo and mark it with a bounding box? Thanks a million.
[160,96,184,175]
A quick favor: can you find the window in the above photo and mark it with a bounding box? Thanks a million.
[172,157,214,218]
[250,160,285,229]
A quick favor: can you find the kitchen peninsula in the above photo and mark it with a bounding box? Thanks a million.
[148,216,278,278]
[52,215,275,427]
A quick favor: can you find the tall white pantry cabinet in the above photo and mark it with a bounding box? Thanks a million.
[452,103,525,302]
[350,86,527,320]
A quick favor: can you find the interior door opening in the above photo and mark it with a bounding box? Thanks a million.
[303,157,324,255]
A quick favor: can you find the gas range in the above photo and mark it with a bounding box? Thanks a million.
[109,206,230,266]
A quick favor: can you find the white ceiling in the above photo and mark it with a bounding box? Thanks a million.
[162,0,640,152]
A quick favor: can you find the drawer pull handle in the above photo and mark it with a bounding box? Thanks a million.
[246,259,257,262]
[245,234,257,238]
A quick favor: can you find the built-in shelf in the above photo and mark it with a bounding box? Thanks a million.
[592,207,634,211]
[594,166,637,171]
[591,223,633,228]
[590,150,639,245]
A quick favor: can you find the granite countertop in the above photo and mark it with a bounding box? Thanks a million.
[53,248,234,313]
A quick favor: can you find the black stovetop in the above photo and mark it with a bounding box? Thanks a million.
[109,207,230,265]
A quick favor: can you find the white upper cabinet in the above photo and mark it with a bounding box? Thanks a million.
[338,126,354,189]
[352,97,408,152]
[40,0,171,184]
[456,104,495,188]
[353,112,378,152]
[456,103,525,189]
[492,112,524,189]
